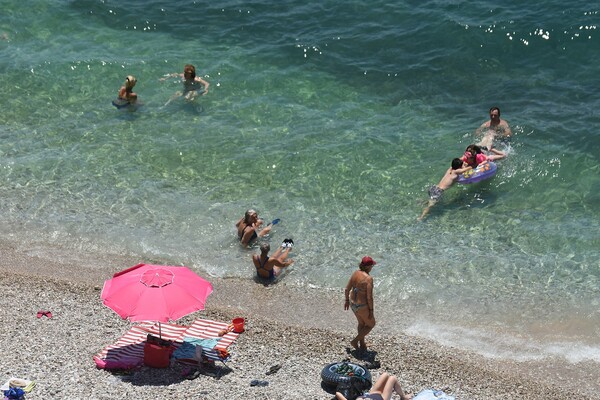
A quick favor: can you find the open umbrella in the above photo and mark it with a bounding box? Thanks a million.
[101,263,213,337]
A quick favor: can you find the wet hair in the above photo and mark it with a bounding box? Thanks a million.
[451,158,463,169]
[489,106,500,116]
[183,64,196,79]
[260,243,270,253]
[125,75,137,90]
[465,144,483,155]
[244,209,257,224]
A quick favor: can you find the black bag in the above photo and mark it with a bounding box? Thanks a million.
[336,376,371,400]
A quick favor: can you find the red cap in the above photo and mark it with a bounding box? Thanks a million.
[360,256,377,267]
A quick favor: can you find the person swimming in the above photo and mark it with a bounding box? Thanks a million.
[161,64,210,105]
[112,75,138,109]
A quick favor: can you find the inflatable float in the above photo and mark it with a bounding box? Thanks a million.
[320,361,372,388]
[457,161,497,184]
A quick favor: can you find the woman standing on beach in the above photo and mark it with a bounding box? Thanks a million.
[344,256,376,352]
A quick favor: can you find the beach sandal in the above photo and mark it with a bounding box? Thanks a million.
[186,370,201,380]
[265,364,281,375]
[36,310,52,318]
[287,239,293,248]
[281,239,289,248]
[250,380,269,387]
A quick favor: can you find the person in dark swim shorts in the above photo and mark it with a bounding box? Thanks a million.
[418,158,473,221]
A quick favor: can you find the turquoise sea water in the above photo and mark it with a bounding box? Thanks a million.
[1,1,599,363]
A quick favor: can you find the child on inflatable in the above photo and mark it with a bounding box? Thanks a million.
[461,144,506,168]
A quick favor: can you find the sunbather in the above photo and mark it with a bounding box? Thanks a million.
[336,372,413,400]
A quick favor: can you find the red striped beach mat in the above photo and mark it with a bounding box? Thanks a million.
[182,319,239,362]
[93,319,239,370]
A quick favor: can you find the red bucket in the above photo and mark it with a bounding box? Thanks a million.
[232,317,245,333]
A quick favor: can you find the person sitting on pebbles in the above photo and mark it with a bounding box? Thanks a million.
[252,241,294,282]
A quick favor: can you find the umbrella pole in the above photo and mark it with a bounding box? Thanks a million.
[159,321,162,339]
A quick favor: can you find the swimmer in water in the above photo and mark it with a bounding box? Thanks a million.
[161,64,210,105]
[112,75,138,109]
[476,106,512,150]
[418,158,472,221]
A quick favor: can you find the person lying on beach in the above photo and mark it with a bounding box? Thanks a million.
[336,372,413,400]
[344,256,377,353]
[112,75,138,109]
[418,158,472,221]
[476,106,512,150]
[252,241,294,282]
[236,209,273,247]
[161,64,209,104]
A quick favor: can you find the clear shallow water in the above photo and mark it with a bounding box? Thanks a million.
[1,1,599,362]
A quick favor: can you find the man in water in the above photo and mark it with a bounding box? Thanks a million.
[476,106,512,150]
[418,158,472,221]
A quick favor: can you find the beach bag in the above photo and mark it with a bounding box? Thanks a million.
[4,387,25,400]
[335,376,370,400]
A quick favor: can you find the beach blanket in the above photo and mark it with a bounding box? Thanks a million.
[172,337,219,360]
[93,322,188,370]
[172,319,239,363]
[413,389,455,400]
[93,319,239,370]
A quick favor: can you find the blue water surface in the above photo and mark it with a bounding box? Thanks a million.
[1,0,599,362]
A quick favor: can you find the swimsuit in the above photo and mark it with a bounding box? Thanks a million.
[256,256,275,281]
[239,224,258,243]
[359,394,384,400]
[350,280,368,313]
[350,301,366,313]
[462,153,487,167]
[183,79,204,93]
[112,99,131,109]
[428,185,444,202]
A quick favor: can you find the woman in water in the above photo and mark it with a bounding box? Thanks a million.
[344,256,377,352]
[235,209,272,247]
[112,75,138,109]
[252,241,294,282]
[162,64,209,104]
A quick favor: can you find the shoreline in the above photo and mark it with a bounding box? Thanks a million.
[0,243,598,399]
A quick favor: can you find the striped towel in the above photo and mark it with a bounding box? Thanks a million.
[177,319,239,362]
[93,322,187,370]
[93,319,240,369]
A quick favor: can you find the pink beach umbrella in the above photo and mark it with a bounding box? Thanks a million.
[101,263,213,337]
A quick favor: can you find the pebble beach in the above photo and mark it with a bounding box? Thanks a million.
[1,243,597,400]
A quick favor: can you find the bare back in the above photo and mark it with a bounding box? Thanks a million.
[347,270,372,305]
